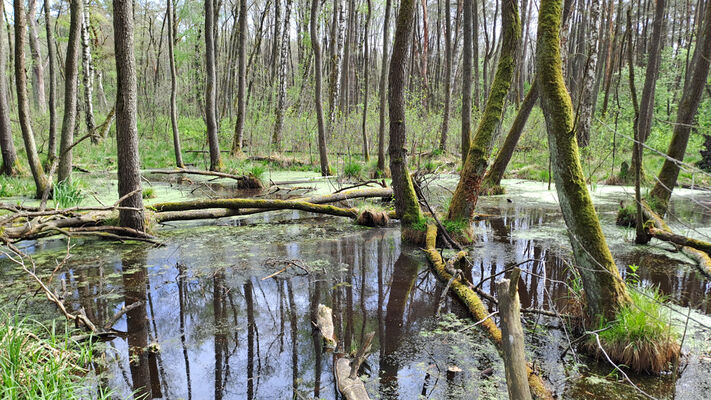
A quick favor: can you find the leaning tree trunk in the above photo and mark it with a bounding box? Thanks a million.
[311,0,331,176]
[575,0,601,147]
[205,0,222,171]
[58,0,83,184]
[113,0,146,231]
[14,0,49,198]
[376,0,393,174]
[648,0,711,216]
[231,0,247,155]
[167,0,184,167]
[460,0,473,164]
[439,0,452,151]
[273,0,293,152]
[482,81,539,190]
[27,0,46,112]
[81,0,97,143]
[388,0,423,233]
[44,0,58,166]
[447,0,520,232]
[0,0,16,175]
[537,0,630,320]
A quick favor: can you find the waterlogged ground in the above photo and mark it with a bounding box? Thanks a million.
[1,177,711,399]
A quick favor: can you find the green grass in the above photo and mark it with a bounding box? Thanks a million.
[342,161,363,180]
[0,175,34,198]
[247,164,266,182]
[142,187,156,199]
[0,313,112,399]
[53,180,85,208]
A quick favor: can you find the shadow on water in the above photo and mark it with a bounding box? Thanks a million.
[3,188,711,399]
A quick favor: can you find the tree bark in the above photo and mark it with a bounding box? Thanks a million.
[205,0,222,171]
[361,0,372,161]
[311,0,331,176]
[439,0,452,151]
[14,0,49,198]
[388,0,423,230]
[27,0,46,112]
[113,0,146,231]
[447,0,520,228]
[231,0,247,154]
[328,0,345,137]
[575,0,601,147]
[461,0,473,164]
[81,0,97,142]
[273,0,293,151]
[648,0,711,215]
[537,0,630,320]
[0,0,16,175]
[58,0,83,183]
[44,0,57,165]
[167,0,184,167]
[376,0,393,174]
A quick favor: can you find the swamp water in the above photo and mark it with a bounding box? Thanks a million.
[2,179,711,399]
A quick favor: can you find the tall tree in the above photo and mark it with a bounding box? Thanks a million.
[273,0,293,151]
[113,0,146,231]
[0,0,16,175]
[439,0,452,151]
[44,0,57,165]
[575,0,601,147]
[81,0,97,142]
[27,0,46,112]
[311,0,331,175]
[328,0,345,136]
[14,0,49,197]
[389,0,423,233]
[167,0,184,167]
[58,0,83,183]
[537,0,630,319]
[205,0,222,171]
[447,0,520,230]
[231,0,247,154]
[460,0,473,164]
[360,0,372,161]
[649,0,711,215]
[376,0,393,174]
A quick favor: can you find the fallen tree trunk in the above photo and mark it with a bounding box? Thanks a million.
[146,168,263,189]
[423,224,553,400]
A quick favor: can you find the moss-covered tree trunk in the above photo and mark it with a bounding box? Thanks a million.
[388,0,422,232]
[447,0,520,228]
[482,81,539,190]
[648,0,711,215]
[536,0,630,320]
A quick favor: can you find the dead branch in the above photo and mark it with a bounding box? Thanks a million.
[147,168,263,189]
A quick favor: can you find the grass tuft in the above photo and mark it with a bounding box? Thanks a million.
[53,180,85,208]
[343,161,363,180]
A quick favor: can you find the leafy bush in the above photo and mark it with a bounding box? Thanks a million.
[343,161,363,180]
[53,180,85,208]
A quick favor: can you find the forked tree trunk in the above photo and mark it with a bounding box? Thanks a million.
[44,0,58,165]
[231,0,247,154]
[648,0,711,215]
[273,0,293,151]
[388,0,423,230]
[447,0,520,229]
[27,0,46,112]
[58,0,83,184]
[376,0,392,174]
[0,0,16,175]
[113,0,146,231]
[81,0,97,142]
[311,0,331,176]
[167,0,184,167]
[14,0,49,198]
[205,0,222,171]
[537,0,630,320]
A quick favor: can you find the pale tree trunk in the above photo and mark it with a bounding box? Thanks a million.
[231,0,247,154]
[0,0,16,175]
[14,0,49,198]
[96,70,108,110]
[311,0,331,175]
[376,0,392,174]
[328,0,345,137]
[360,0,371,161]
[447,0,520,230]
[27,0,46,112]
[44,0,57,165]
[439,0,451,151]
[461,0,472,164]
[649,0,711,215]
[113,0,146,231]
[58,0,82,183]
[419,0,429,109]
[575,0,601,147]
[81,0,97,142]
[537,0,630,320]
[389,0,423,231]
[205,0,222,171]
[273,0,293,152]
[167,0,184,167]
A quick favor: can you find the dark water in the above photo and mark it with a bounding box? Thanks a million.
[3,186,711,399]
